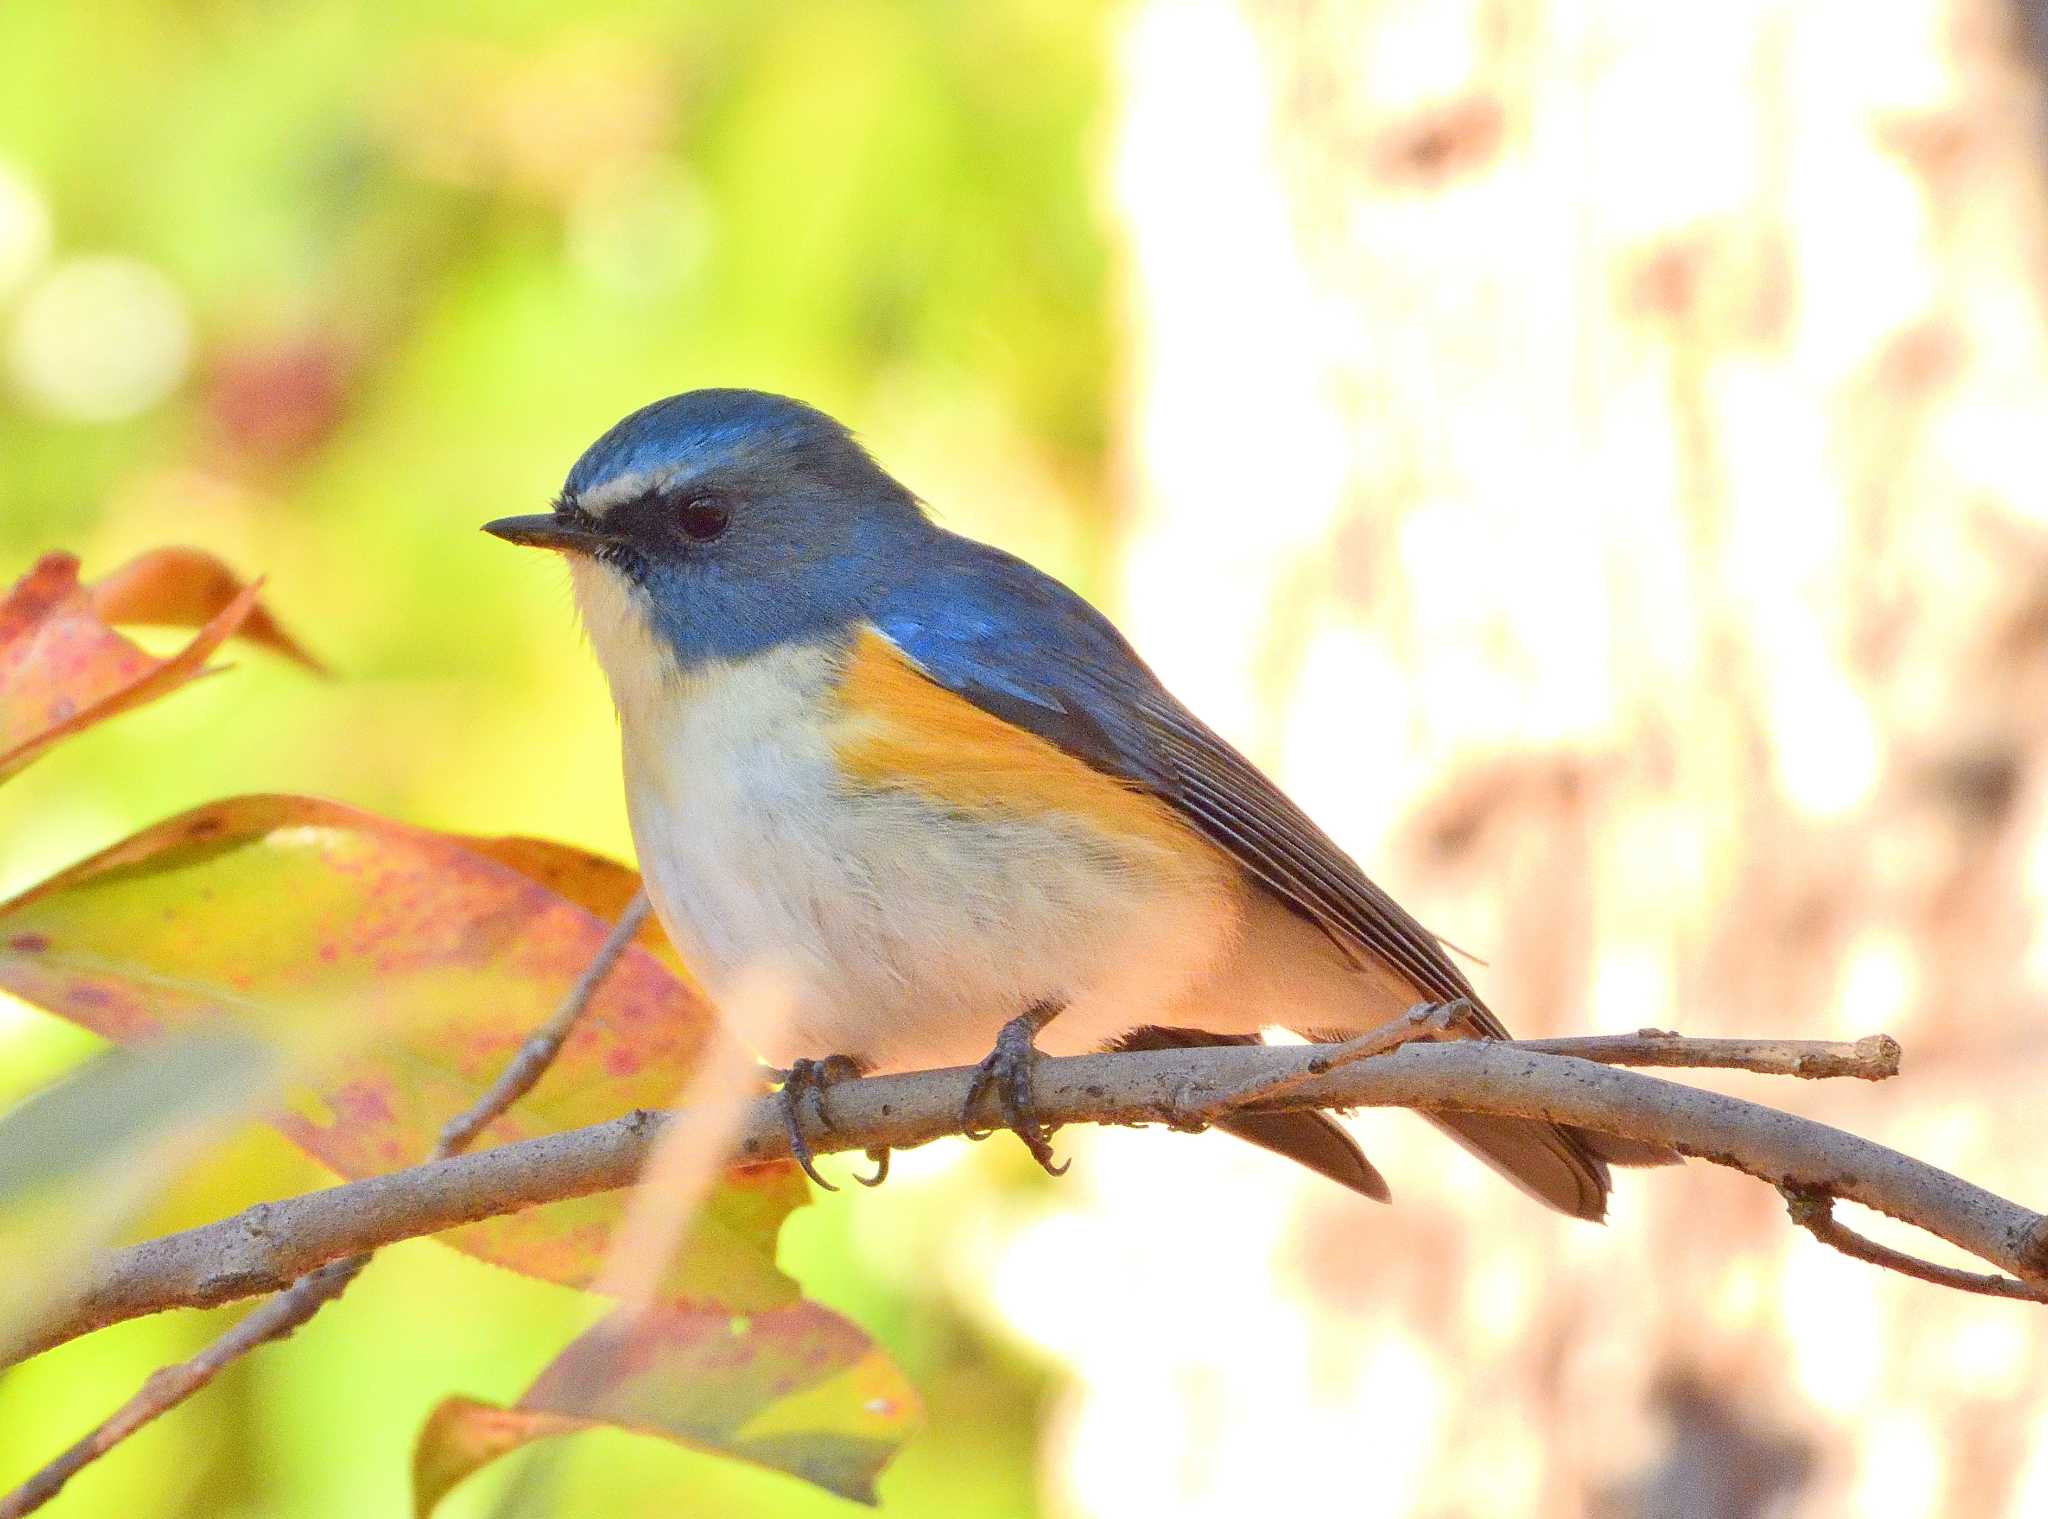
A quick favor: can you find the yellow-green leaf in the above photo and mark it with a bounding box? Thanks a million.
[0,794,807,1309]
[414,1302,921,1512]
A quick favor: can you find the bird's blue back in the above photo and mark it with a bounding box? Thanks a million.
[872,534,1164,780]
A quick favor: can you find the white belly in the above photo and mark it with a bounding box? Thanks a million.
[613,640,1245,1071]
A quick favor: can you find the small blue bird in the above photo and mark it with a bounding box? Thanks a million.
[486,389,1671,1216]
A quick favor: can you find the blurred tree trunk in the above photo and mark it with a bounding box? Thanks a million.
[1102,1,2048,1514]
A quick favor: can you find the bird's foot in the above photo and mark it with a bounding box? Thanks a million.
[962,1005,1070,1177]
[775,1055,886,1190]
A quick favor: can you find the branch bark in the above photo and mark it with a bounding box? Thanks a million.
[11,1031,2042,1375]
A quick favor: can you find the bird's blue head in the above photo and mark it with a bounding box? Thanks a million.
[485,389,931,673]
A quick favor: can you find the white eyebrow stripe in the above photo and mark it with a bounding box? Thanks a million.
[581,467,674,518]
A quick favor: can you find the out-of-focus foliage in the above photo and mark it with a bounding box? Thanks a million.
[416,1302,920,1511]
[1,1,1104,1513]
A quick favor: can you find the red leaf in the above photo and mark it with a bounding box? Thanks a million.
[0,549,313,780]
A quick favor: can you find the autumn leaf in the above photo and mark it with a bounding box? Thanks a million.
[458,831,686,979]
[0,794,808,1309]
[414,1302,922,1512]
[83,545,323,672]
[0,549,314,780]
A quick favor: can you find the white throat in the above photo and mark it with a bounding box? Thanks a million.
[565,556,686,732]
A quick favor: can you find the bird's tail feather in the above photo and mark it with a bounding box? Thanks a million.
[1107,1025,1392,1201]
[1107,1024,1677,1216]
[1218,1108,1391,1202]
[1427,1111,1681,1222]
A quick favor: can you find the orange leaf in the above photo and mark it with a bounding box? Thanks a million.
[414,1302,921,1512]
[84,545,323,672]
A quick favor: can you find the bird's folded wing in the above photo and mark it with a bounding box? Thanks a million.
[868,536,1494,1028]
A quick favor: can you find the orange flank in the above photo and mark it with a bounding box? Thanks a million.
[831,627,1218,870]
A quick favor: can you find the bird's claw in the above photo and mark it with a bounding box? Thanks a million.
[775,1054,875,1191]
[962,1013,1070,1176]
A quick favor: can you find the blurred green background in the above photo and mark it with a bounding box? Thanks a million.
[0,2,1119,1513]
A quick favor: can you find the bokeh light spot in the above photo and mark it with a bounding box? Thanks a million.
[0,161,52,302]
[7,256,194,422]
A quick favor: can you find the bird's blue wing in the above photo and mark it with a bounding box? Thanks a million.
[870,535,1491,1022]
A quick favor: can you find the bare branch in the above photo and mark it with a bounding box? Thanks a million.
[9,1030,2042,1379]
[1778,1185,2047,1302]
[1516,1031,1903,1080]
[0,894,652,1519]
[0,1258,366,1519]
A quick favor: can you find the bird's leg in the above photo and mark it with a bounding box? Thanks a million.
[774,1054,888,1190]
[962,999,1070,1176]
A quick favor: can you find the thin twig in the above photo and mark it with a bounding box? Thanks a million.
[1518,1031,1902,1080]
[1175,999,1477,1121]
[438,894,655,1155]
[1778,1185,2048,1302]
[0,1258,366,1518]
[13,1031,2045,1376]
[0,894,652,1519]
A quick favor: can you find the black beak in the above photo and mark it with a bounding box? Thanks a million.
[482,513,611,554]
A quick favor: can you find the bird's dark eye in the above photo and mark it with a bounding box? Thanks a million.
[677,494,730,542]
